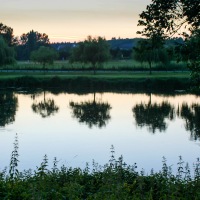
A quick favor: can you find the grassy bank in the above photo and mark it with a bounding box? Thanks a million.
[1,136,200,200]
[0,71,190,93]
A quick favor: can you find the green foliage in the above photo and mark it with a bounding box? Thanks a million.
[0,22,17,46]
[138,0,200,37]
[30,46,58,69]
[18,30,50,60]
[1,136,200,199]
[0,36,16,67]
[138,0,200,88]
[133,39,170,74]
[70,36,111,74]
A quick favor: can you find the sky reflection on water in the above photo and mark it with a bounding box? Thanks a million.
[0,91,200,174]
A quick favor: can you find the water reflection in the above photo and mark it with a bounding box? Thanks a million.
[180,103,200,141]
[32,91,59,118]
[69,93,111,128]
[133,96,174,133]
[0,92,18,127]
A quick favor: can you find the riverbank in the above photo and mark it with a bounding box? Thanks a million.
[0,71,190,92]
[1,140,200,200]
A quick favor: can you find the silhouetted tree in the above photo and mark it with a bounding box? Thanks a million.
[0,92,18,127]
[137,0,200,86]
[179,30,200,89]
[18,30,50,60]
[137,0,199,38]
[0,22,18,46]
[69,93,111,128]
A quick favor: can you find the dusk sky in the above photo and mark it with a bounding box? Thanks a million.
[0,0,151,42]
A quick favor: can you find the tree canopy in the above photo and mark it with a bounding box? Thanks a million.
[70,36,110,74]
[137,0,200,38]
[137,0,200,86]
[0,36,16,67]
[0,22,17,46]
[133,39,169,74]
[18,30,50,60]
[30,46,58,68]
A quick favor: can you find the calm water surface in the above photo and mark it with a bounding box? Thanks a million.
[0,91,200,173]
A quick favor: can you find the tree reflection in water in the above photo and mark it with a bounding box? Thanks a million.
[32,91,59,118]
[69,93,111,128]
[0,92,18,127]
[133,99,174,133]
[180,103,200,141]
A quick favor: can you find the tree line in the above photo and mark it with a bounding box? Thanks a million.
[0,0,199,85]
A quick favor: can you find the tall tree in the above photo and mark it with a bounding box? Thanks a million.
[70,36,110,74]
[18,30,50,60]
[137,0,200,37]
[0,22,17,46]
[0,36,16,67]
[138,0,200,86]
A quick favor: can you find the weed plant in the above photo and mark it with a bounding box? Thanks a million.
[1,135,200,199]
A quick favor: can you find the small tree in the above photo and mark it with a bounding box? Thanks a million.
[0,36,15,68]
[30,46,58,72]
[133,39,169,74]
[70,36,110,74]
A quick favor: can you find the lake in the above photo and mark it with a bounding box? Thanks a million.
[0,90,200,174]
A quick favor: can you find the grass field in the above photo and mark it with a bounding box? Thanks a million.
[1,59,188,71]
[0,61,191,92]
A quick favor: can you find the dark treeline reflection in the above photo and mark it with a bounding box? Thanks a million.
[69,93,111,128]
[0,92,18,127]
[133,97,175,133]
[179,103,200,141]
[32,91,59,118]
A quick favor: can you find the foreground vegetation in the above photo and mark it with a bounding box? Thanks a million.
[1,136,200,200]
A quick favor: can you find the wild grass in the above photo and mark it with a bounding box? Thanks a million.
[1,135,200,199]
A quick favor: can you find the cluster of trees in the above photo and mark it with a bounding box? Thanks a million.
[70,36,110,74]
[0,0,199,85]
[137,0,200,85]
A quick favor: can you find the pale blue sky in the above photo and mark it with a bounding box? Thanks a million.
[0,0,151,42]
